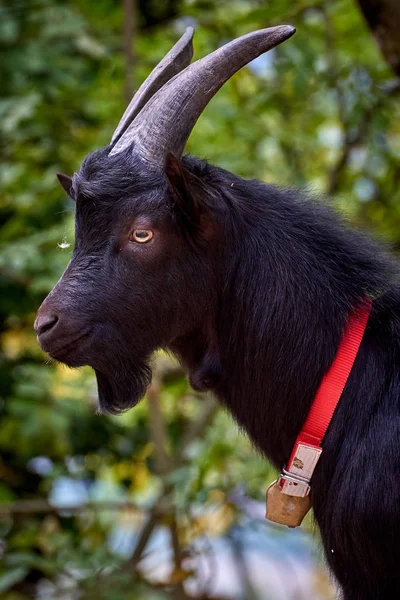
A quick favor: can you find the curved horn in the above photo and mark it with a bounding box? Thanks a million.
[110,25,295,162]
[111,27,194,146]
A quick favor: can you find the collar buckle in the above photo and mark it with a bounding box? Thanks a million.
[278,468,311,498]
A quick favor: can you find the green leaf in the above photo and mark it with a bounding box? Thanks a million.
[0,567,29,593]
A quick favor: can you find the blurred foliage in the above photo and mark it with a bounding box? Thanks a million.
[0,0,399,598]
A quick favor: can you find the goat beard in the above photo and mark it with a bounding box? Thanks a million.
[93,356,152,415]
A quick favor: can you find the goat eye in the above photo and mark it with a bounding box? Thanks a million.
[131,229,153,243]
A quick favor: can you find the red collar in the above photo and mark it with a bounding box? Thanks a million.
[279,298,372,498]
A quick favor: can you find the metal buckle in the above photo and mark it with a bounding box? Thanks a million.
[278,468,311,497]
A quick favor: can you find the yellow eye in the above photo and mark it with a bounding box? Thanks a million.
[131,229,153,243]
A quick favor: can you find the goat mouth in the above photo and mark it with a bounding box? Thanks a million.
[44,332,92,366]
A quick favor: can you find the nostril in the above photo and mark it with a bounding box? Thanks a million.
[35,314,59,337]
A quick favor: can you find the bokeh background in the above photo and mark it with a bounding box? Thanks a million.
[1,1,399,598]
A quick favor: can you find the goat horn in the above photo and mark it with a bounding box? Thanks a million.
[110,25,296,163]
[110,27,194,146]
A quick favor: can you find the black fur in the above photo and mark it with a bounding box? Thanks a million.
[36,146,400,599]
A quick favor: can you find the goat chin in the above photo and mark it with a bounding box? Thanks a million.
[94,364,152,415]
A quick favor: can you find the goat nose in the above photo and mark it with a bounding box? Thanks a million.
[34,313,59,337]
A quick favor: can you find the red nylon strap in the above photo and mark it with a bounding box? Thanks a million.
[287,298,372,469]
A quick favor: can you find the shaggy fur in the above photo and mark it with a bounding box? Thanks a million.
[36,146,400,599]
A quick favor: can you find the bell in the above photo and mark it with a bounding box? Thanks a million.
[265,481,312,528]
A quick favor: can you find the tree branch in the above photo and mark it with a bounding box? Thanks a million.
[127,391,218,569]
[123,0,137,102]
[175,394,217,466]
[147,369,173,476]
[130,502,165,569]
[357,0,400,76]
[0,499,146,517]
[327,78,400,195]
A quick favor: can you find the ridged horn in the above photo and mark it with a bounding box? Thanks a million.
[110,27,194,146]
[110,25,295,163]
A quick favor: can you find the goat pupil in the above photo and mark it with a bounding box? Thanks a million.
[133,230,151,241]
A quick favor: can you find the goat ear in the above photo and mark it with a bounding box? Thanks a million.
[56,173,74,199]
[165,153,216,240]
[165,153,203,225]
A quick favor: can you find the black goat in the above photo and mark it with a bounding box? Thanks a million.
[35,26,400,599]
